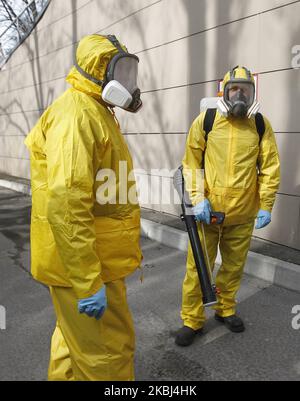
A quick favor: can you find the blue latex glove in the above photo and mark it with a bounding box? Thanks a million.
[255,209,271,229]
[193,199,212,225]
[78,286,107,320]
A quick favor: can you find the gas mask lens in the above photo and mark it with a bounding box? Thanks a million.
[113,57,139,94]
[226,82,255,107]
[224,82,255,118]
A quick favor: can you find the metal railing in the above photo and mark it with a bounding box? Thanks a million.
[0,0,51,68]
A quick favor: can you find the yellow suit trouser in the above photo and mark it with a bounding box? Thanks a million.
[181,221,254,330]
[48,279,135,381]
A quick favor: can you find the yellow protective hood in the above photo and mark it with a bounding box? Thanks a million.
[66,34,120,101]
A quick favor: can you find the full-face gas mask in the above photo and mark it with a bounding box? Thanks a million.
[225,81,255,118]
[75,35,142,113]
[217,66,260,119]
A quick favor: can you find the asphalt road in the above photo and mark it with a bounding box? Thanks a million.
[0,187,300,381]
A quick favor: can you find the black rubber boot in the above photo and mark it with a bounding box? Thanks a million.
[175,326,203,347]
[215,313,245,333]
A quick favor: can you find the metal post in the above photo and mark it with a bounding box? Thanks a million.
[0,42,5,63]
[0,0,51,69]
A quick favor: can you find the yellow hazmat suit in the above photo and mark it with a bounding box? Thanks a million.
[181,68,280,329]
[24,35,142,380]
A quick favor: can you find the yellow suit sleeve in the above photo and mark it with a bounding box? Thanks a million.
[46,105,107,300]
[257,117,281,212]
[182,113,206,206]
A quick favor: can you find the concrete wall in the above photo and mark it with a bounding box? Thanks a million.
[0,0,299,250]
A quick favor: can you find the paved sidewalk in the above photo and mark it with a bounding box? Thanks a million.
[0,187,300,381]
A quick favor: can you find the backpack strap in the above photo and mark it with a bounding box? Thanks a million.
[202,108,217,169]
[204,108,217,140]
[255,113,265,145]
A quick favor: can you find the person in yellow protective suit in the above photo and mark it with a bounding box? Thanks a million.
[24,34,143,379]
[175,66,280,346]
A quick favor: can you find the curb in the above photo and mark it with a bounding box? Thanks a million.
[141,218,300,293]
[1,178,299,293]
[0,179,31,196]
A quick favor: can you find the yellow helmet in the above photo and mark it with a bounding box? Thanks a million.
[222,66,256,117]
[223,66,255,88]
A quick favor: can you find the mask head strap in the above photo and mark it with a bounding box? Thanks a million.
[230,65,239,80]
[106,34,127,54]
[74,59,105,87]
